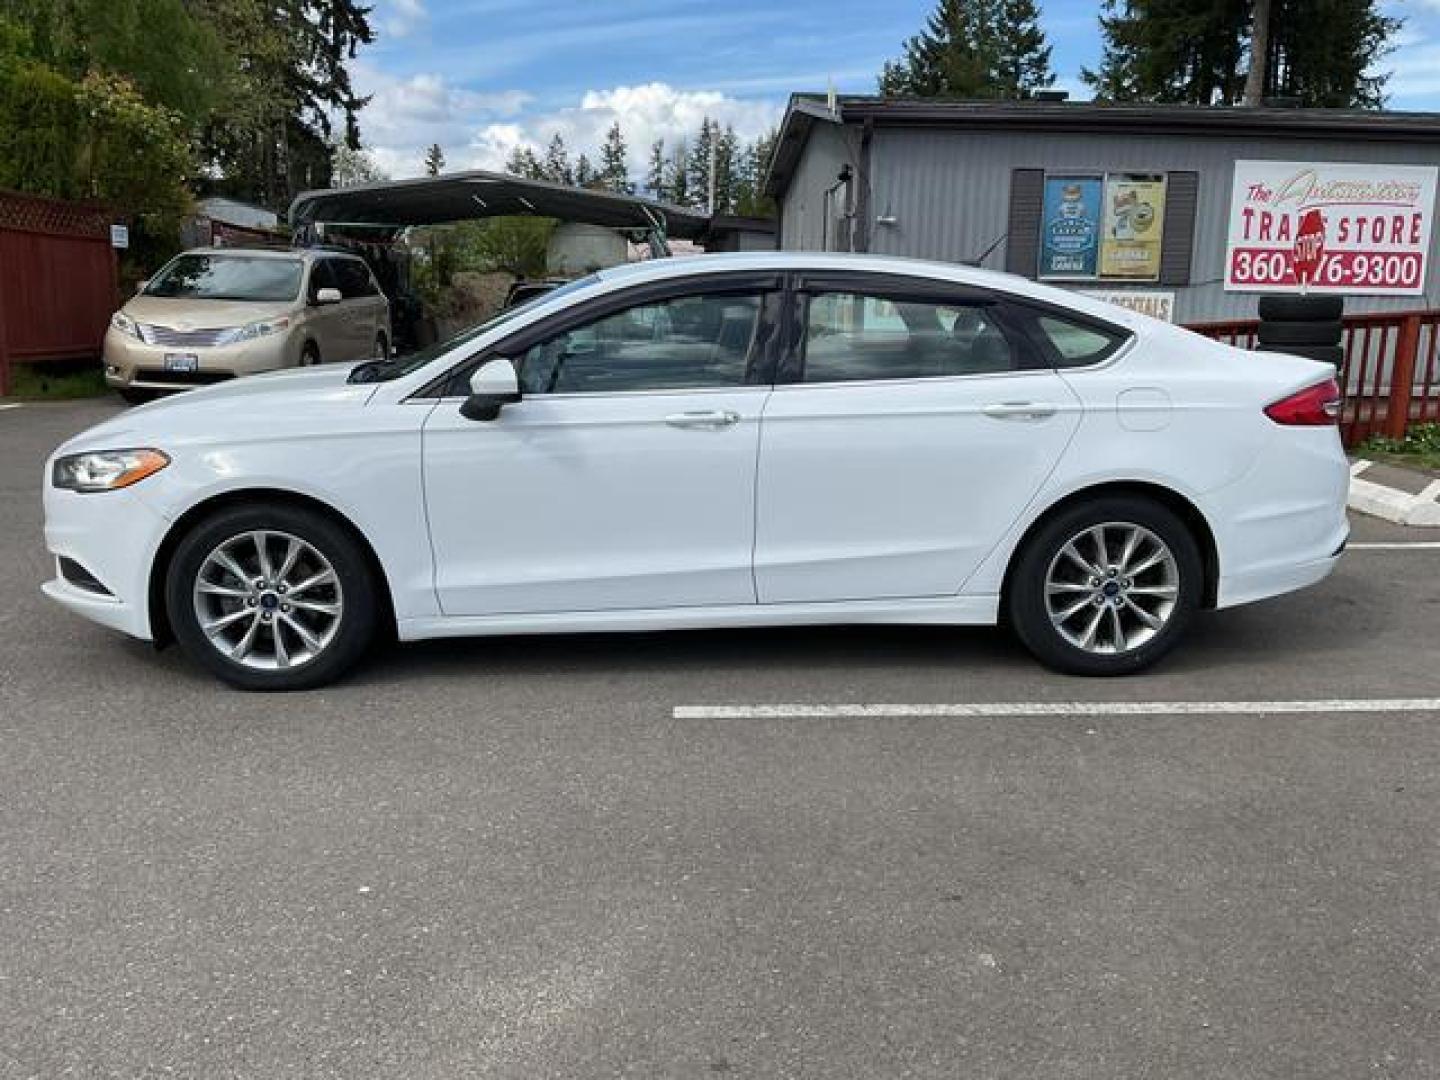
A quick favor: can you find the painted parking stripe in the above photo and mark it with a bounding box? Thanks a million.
[1347,542,1440,550]
[673,699,1440,720]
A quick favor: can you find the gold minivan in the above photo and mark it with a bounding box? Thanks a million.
[105,247,391,403]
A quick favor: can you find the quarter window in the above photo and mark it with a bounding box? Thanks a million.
[1033,314,1125,367]
[516,292,768,394]
[801,291,1019,383]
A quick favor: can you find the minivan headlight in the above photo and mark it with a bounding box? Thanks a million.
[52,449,170,493]
[111,311,142,339]
[226,317,291,344]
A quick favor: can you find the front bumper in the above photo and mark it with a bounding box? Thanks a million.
[42,480,171,640]
[103,326,292,391]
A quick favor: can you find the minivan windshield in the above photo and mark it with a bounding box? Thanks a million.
[144,254,304,302]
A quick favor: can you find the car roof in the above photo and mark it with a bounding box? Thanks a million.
[594,252,1156,333]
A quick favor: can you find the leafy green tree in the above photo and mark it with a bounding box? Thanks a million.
[599,122,632,193]
[732,128,778,218]
[505,144,544,179]
[574,151,595,188]
[666,139,689,206]
[331,139,387,186]
[879,0,1054,99]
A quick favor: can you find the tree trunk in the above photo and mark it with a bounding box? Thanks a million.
[1243,0,1272,106]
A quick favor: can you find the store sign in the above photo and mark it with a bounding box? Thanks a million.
[1079,289,1176,322]
[1039,176,1102,279]
[1038,173,1166,282]
[1225,160,1439,295]
[1099,175,1166,280]
[110,224,129,249]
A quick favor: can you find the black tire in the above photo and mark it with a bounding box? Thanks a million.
[1257,294,1344,322]
[118,388,156,406]
[300,342,320,367]
[1257,320,1343,346]
[373,332,389,360]
[1263,343,1345,368]
[165,503,379,691]
[1007,495,1203,677]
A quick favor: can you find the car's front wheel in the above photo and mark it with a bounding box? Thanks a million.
[166,503,379,690]
[1007,496,1202,676]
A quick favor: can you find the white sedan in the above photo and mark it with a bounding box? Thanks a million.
[43,253,1349,690]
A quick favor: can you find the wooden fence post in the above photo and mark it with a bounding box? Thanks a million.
[1386,313,1421,440]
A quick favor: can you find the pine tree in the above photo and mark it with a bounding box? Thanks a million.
[1084,0,1398,107]
[542,132,572,184]
[646,139,666,200]
[734,129,778,218]
[574,151,595,188]
[713,123,739,214]
[666,139,689,207]
[599,122,632,193]
[879,0,1054,99]
[686,117,716,210]
[424,142,445,176]
[504,145,544,179]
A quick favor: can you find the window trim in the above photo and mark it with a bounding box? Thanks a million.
[415,271,786,400]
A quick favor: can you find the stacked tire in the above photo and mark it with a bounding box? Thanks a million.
[1256,295,1344,369]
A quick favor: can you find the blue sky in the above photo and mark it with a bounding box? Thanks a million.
[355,0,1437,179]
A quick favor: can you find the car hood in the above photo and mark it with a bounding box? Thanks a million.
[55,364,376,455]
[123,295,296,329]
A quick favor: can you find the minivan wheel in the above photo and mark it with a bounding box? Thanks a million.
[300,342,320,367]
[1007,496,1202,676]
[118,388,157,406]
[166,504,378,690]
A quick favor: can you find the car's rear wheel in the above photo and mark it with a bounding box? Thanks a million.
[1007,496,1202,676]
[166,503,378,690]
[300,342,320,367]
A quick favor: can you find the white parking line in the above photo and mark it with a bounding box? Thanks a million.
[673,699,1440,720]
[1348,542,1440,550]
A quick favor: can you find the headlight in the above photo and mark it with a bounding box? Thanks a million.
[111,311,141,339]
[225,317,291,344]
[51,449,170,493]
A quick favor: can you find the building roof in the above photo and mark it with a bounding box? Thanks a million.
[288,170,712,240]
[765,94,1440,197]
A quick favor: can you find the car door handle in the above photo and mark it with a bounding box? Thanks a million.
[664,410,741,429]
[982,401,1058,421]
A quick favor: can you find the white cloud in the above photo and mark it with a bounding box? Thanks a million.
[380,0,428,39]
[461,82,783,176]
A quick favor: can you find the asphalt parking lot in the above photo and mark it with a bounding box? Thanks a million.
[2,399,1437,1079]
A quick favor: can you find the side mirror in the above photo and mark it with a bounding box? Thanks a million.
[315,287,343,306]
[460,358,522,421]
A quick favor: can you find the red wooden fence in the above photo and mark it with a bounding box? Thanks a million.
[1187,309,1440,447]
[0,190,118,395]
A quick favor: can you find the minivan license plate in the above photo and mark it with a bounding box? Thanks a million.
[164,353,199,373]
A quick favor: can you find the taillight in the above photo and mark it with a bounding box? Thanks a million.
[1265,378,1341,426]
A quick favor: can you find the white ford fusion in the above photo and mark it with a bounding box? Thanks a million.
[43,253,1348,690]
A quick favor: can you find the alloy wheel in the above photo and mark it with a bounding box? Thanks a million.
[191,530,344,670]
[1043,522,1179,655]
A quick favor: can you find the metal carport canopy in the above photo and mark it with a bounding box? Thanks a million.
[288,170,712,240]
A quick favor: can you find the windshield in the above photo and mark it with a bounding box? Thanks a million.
[354,273,602,383]
[144,254,304,302]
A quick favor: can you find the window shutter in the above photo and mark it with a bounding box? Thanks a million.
[1005,169,1045,277]
[1159,172,1199,286]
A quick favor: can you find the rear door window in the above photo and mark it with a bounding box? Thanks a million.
[800,291,1021,383]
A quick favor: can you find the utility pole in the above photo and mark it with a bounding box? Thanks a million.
[1243,0,1272,106]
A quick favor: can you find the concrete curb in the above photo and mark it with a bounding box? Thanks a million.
[1349,460,1440,527]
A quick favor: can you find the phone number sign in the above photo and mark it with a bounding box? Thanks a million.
[1225,160,1438,295]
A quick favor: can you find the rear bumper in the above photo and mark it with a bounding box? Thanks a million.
[1216,546,1343,609]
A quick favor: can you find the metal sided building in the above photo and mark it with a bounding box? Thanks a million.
[764,96,1440,324]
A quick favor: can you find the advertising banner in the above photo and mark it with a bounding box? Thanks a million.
[1099,175,1166,280]
[1039,176,1102,279]
[1225,160,1439,295]
[1079,289,1176,322]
